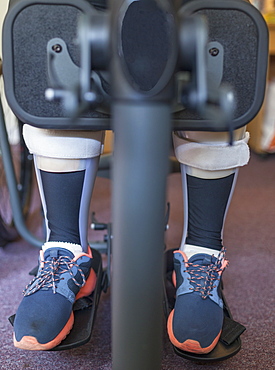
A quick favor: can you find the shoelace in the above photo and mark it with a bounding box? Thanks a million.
[24,255,86,296]
[186,248,228,299]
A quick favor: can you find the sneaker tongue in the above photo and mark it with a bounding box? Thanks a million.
[188,253,217,266]
[43,247,74,261]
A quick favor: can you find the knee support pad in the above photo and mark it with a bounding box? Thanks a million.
[173,130,250,172]
[23,124,105,159]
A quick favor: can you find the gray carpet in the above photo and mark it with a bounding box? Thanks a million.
[0,151,274,369]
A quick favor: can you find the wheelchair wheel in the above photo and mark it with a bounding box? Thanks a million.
[0,121,33,247]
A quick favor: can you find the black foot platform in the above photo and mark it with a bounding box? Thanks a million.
[9,248,106,351]
[163,249,246,362]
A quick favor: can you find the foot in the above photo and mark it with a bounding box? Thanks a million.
[167,248,228,354]
[13,245,97,350]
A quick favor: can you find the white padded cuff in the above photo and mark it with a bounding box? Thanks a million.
[42,242,83,257]
[23,124,105,159]
[173,131,250,170]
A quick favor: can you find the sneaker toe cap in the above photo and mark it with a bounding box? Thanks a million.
[169,293,224,350]
[14,290,73,347]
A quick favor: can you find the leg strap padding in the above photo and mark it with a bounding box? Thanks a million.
[23,124,105,159]
[173,131,250,171]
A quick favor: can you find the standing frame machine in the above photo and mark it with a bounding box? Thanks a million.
[2,0,268,369]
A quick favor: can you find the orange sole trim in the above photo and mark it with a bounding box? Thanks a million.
[75,246,97,300]
[75,268,97,300]
[14,312,75,351]
[167,309,221,355]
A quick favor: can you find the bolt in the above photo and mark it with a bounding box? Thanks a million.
[209,47,219,57]
[52,44,62,53]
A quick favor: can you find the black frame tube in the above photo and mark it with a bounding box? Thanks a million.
[111,102,171,370]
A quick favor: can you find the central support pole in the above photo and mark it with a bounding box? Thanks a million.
[112,102,171,370]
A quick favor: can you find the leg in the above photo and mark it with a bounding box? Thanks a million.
[13,125,104,350]
[167,127,249,354]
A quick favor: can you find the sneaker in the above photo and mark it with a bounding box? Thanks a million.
[167,248,228,354]
[13,246,97,350]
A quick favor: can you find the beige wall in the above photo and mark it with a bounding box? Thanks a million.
[0,1,9,59]
[0,0,19,144]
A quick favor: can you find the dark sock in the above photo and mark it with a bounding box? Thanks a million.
[185,173,235,251]
[40,170,85,245]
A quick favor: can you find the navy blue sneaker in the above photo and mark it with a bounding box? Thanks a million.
[167,248,228,354]
[13,246,96,350]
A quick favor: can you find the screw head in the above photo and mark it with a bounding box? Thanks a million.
[52,44,62,53]
[209,47,219,57]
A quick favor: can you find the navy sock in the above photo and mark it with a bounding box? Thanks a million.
[185,173,235,251]
[40,170,85,245]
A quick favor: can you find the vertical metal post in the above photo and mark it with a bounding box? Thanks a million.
[0,101,42,248]
[112,102,171,370]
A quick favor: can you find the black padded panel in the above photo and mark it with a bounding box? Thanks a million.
[9,0,107,9]
[173,0,268,130]
[121,1,171,92]
[3,0,268,131]
[13,4,81,117]
[3,0,110,129]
